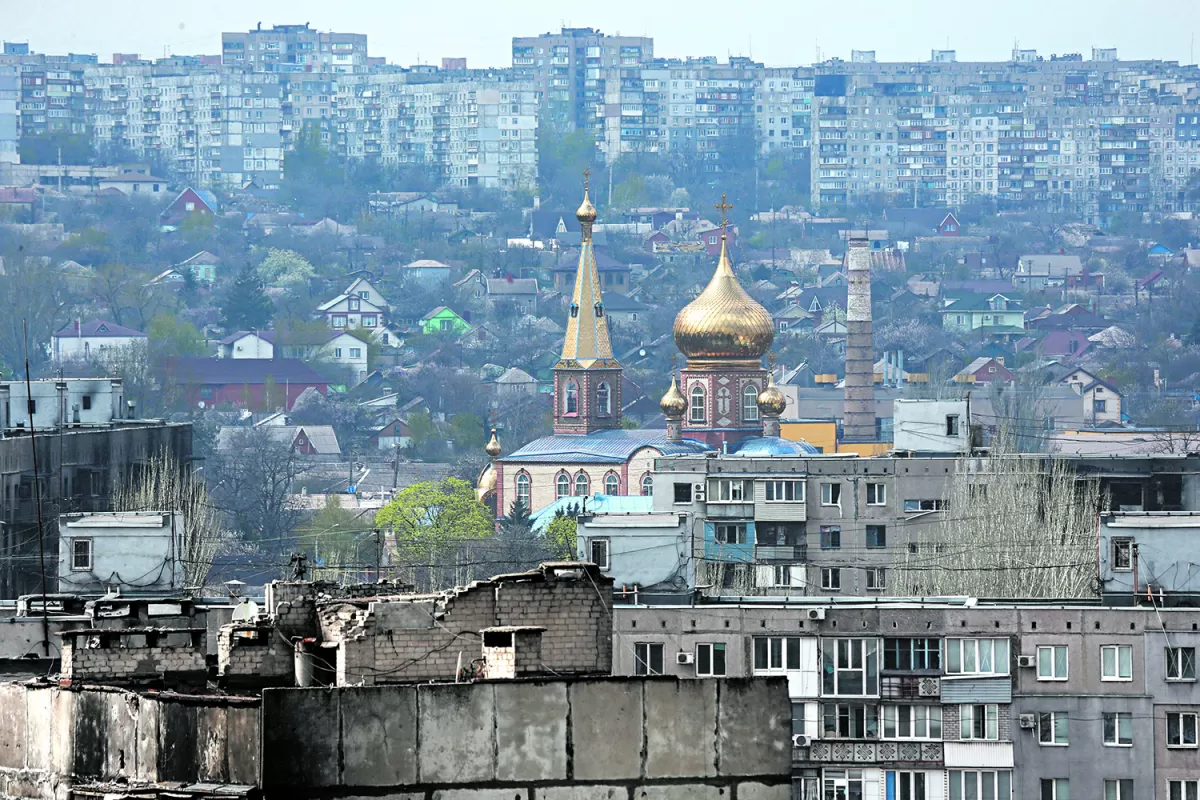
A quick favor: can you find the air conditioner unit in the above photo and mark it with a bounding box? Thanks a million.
[676,652,694,665]
[792,734,811,748]
[1018,713,1037,730]
[692,484,706,502]
[807,608,826,621]
[1017,655,1036,669]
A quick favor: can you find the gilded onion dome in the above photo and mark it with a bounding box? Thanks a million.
[757,370,787,418]
[576,188,597,226]
[659,372,687,418]
[673,235,775,362]
[484,428,502,458]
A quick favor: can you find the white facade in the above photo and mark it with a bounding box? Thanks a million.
[893,399,971,454]
[219,333,274,359]
[57,511,185,595]
[52,329,145,363]
[0,378,128,430]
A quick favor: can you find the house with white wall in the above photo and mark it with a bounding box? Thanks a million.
[51,320,146,363]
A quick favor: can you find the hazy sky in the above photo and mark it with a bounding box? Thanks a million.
[7,0,1200,68]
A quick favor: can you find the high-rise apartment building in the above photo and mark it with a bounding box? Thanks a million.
[221,23,368,74]
[512,27,652,135]
[0,68,18,165]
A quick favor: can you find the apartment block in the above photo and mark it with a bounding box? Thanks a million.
[221,23,368,74]
[614,600,1200,800]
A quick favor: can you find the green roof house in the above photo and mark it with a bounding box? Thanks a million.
[420,306,472,335]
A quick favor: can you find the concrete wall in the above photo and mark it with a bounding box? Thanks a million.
[261,677,792,799]
[57,512,185,595]
[0,683,260,799]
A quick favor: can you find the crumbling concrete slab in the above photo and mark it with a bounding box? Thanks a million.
[569,680,643,781]
[495,680,568,782]
[736,782,792,800]
[262,688,340,789]
[716,678,790,777]
[0,682,27,769]
[418,683,495,784]
[342,686,418,787]
[644,680,718,779]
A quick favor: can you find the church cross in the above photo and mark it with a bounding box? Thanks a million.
[715,194,733,235]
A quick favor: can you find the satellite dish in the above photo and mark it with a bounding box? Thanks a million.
[230,600,259,622]
[197,400,206,409]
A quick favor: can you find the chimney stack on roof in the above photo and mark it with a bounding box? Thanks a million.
[842,237,876,442]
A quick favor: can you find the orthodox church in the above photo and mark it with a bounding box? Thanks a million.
[477,185,815,517]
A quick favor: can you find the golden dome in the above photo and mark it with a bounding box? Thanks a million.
[576,189,597,226]
[757,370,787,418]
[475,463,496,501]
[659,372,687,418]
[484,428,501,458]
[673,235,774,362]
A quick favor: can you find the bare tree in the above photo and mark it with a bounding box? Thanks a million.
[114,451,223,593]
[987,378,1051,454]
[209,426,313,553]
[891,440,1103,598]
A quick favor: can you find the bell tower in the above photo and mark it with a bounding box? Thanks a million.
[553,172,623,435]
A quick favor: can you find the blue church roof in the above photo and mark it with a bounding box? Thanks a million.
[501,429,712,464]
[530,494,654,531]
[731,436,820,456]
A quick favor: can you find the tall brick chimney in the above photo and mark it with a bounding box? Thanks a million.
[842,236,876,442]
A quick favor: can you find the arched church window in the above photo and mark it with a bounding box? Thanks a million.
[516,472,531,506]
[641,474,653,496]
[556,473,570,499]
[574,472,590,496]
[564,380,579,415]
[690,385,705,423]
[604,472,620,495]
[596,382,611,416]
[743,384,760,421]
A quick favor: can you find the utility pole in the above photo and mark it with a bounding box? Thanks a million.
[23,320,49,657]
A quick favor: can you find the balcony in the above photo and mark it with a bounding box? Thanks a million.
[800,741,943,765]
[880,676,940,699]
[755,545,806,561]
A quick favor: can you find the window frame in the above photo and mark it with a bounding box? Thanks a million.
[742,384,760,421]
[1102,711,1133,747]
[596,381,612,416]
[884,638,941,671]
[1037,645,1069,681]
[1100,644,1133,682]
[563,379,579,415]
[714,523,747,545]
[640,474,653,496]
[821,638,879,697]
[695,642,727,677]
[821,702,880,739]
[764,479,805,503]
[1167,711,1199,748]
[865,525,887,549]
[865,567,887,591]
[588,538,609,570]
[710,479,747,503]
[555,473,570,499]
[70,538,93,571]
[1168,781,1199,800]
[603,472,620,495]
[515,472,531,506]
[959,703,1000,741]
[634,642,664,676]
[866,483,887,506]
[882,703,942,740]
[821,482,842,506]
[945,638,1010,675]
[689,384,705,423]
[820,525,841,550]
[574,472,589,497]
[821,567,842,592]
[1111,537,1133,571]
[1041,779,1069,800]
[1038,710,1069,746]
[1103,779,1133,800]
[753,635,802,673]
[1167,646,1197,681]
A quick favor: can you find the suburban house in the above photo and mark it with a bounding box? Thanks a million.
[317,280,387,331]
[1012,254,1085,290]
[279,330,370,384]
[454,269,488,302]
[1061,368,1124,426]
[368,419,412,451]
[177,250,220,284]
[939,292,1025,333]
[367,192,441,215]
[493,367,539,397]
[216,423,342,457]
[158,187,218,228]
[882,207,963,237]
[953,356,1014,384]
[97,174,168,198]
[401,259,452,285]
[1031,329,1093,360]
[529,209,582,245]
[420,306,471,335]
[217,331,275,359]
[485,277,540,315]
[0,187,37,220]
[166,358,328,411]
[51,320,146,363]
[601,292,649,327]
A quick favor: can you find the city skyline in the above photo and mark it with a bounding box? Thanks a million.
[7,0,1200,68]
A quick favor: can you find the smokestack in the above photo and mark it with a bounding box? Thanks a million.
[843,237,876,442]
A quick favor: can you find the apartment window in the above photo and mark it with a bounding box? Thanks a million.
[1102,711,1132,746]
[945,414,960,436]
[673,483,692,503]
[903,499,945,512]
[892,772,928,800]
[634,643,664,675]
[866,483,887,505]
[1166,646,1196,680]
[882,704,942,739]
[1038,711,1069,746]
[589,538,609,570]
[820,525,841,549]
[1103,780,1133,800]
[822,638,879,696]
[715,523,747,545]
[1167,711,1199,748]
[753,636,802,672]
[70,538,93,571]
[822,568,842,592]
[1169,781,1199,800]
[866,525,887,549]
[821,702,879,738]
[1038,645,1069,681]
[696,642,727,677]
[865,568,887,591]
[711,479,746,503]
[948,770,1010,800]
[884,638,941,671]
[1111,538,1133,571]
[765,480,804,502]
[959,704,999,740]
[1101,645,1132,681]
[1041,779,1069,800]
[946,638,1010,675]
[821,483,842,505]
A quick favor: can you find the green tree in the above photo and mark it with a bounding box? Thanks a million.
[147,312,204,361]
[19,131,93,165]
[544,514,578,561]
[220,265,274,331]
[448,412,485,453]
[537,127,597,206]
[375,478,494,591]
[297,495,375,579]
[405,410,437,456]
[257,248,316,291]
